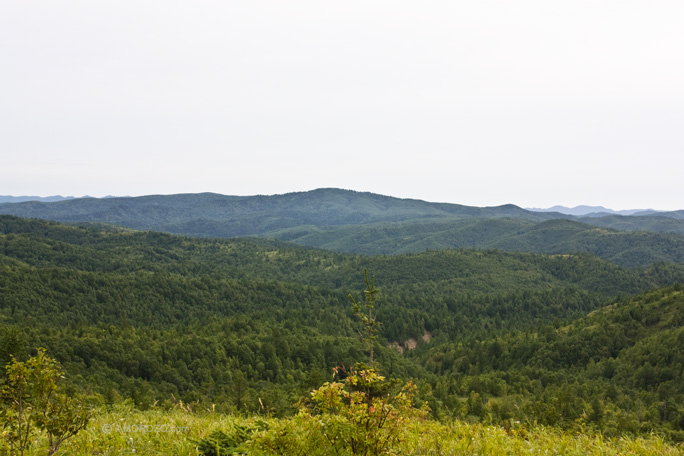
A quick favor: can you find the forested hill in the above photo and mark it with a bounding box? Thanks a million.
[1,190,683,267]
[268,218,684,267]
[0,189,558,232]
[1,215,683,296]
[419,284,684,440]
[2,216,684,438]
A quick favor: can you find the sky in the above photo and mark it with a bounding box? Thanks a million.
[1,1,683,210]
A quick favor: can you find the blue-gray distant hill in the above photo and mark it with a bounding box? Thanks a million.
[528,205,658,216]
[0,195,78,203]
[0,188,561,232]
[1,188,683,267]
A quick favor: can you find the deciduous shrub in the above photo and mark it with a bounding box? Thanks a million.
[255,364,428,455]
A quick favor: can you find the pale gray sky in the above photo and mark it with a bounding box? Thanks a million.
[1,1,683,210]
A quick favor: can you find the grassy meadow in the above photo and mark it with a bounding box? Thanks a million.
[10,404,681,455]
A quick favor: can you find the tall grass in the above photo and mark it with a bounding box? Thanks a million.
[13,404,682,455]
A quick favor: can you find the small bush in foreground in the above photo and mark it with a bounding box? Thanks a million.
[255,364,427,456]
[0,349,90,455]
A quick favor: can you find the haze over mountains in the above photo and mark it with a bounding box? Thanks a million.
[0,195,78,203]
[2,191,675,216]
[0,195,121,203]
[527,205,659,217]
[1,188,683,268]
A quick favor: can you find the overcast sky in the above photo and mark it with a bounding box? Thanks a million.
[1,1,682,210]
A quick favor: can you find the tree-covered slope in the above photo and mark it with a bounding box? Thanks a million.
[0,189,555,234]
[2,216,684,438]
[2,190,683,267]
[265,218,684,268]
[486,219,684,267]
[414,285,684,439]
[3,215,682,298]
[579,213,684,234]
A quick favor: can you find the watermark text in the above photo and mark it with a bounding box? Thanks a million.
[101,423,190,434]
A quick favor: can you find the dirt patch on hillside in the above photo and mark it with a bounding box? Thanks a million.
[389,332,431,353]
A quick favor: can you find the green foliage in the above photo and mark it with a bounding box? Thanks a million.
[579,213,684,235]
[415,286,684,440]
[349,270,381,366]
[43,406,683,455]
[270,217,684,268]
[257,365,427,455]
[195,423,263,456]
[2,217,684,438]
[0,349,90,455]
[0,190,546,237]
[2,187,684,268]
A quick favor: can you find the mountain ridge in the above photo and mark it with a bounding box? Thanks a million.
[1,189,683,266]
[0,195,79,203]
[0,188,562,231]
[528,204,653,216]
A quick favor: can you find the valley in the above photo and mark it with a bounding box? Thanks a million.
[1,192,684,453]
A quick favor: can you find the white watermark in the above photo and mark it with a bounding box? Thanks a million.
[101,423,190,434]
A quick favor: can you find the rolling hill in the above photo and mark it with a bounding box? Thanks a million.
[418,284,684,439]
[0,189,558,233]
[265,217,684,267]
[1,189,683,268]
[2,216,684,438]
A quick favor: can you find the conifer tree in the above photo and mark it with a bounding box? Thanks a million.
[349,270,381,367]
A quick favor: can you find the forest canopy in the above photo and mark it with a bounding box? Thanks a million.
[1,215,684,441]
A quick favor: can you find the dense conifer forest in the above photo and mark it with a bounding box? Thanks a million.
[1,213,684,453]
[2,189,684,267]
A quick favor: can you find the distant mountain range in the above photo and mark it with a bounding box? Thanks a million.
[0,195,128,204]
[0,188,563,230]
[527,205,665,217]
[3,192,678,217]
[0,195,123,204]
[0,195,78,203]
[1,188,683,267]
